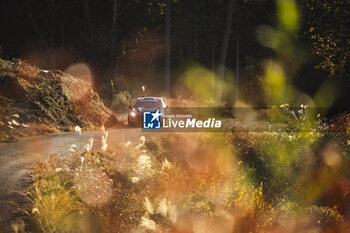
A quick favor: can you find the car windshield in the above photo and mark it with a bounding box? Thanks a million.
[134,100,163,108]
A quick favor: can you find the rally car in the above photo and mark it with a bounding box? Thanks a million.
[128,97,167,127]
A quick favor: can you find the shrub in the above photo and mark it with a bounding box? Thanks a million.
[306,206,344,231]
[28,128,350,232]
[112,90,133,112]
[29,173,85,233]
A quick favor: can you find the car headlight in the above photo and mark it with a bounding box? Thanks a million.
[130,112,136,117]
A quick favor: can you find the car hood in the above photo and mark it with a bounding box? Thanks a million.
[134,107,162,114]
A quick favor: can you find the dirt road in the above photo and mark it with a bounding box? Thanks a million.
[0,128,153,232]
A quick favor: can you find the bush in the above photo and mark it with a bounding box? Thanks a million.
[306,206,344,231]
[112,90,133,112]
[28,127,350,232]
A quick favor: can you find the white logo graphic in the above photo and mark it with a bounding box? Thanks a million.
[143,110,161,129]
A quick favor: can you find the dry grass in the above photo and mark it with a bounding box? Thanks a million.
[26,120,350,232]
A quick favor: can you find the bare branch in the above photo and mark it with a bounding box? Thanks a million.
[119,0,137,17]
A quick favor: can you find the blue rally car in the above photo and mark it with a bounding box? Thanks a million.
[128,97,167,127]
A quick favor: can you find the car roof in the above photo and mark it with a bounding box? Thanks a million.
[136,97,164,101]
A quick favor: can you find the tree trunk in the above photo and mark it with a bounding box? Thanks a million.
[110,0,119,62]
[217,0,234,101]
[60,9,65,68]
[146,45,159,80]
[165,0,171,94]
[50,11,55,68]
[83,0,93,38]
[235,20,239,106]
[27,5,52,64]
[212,34,215,97]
